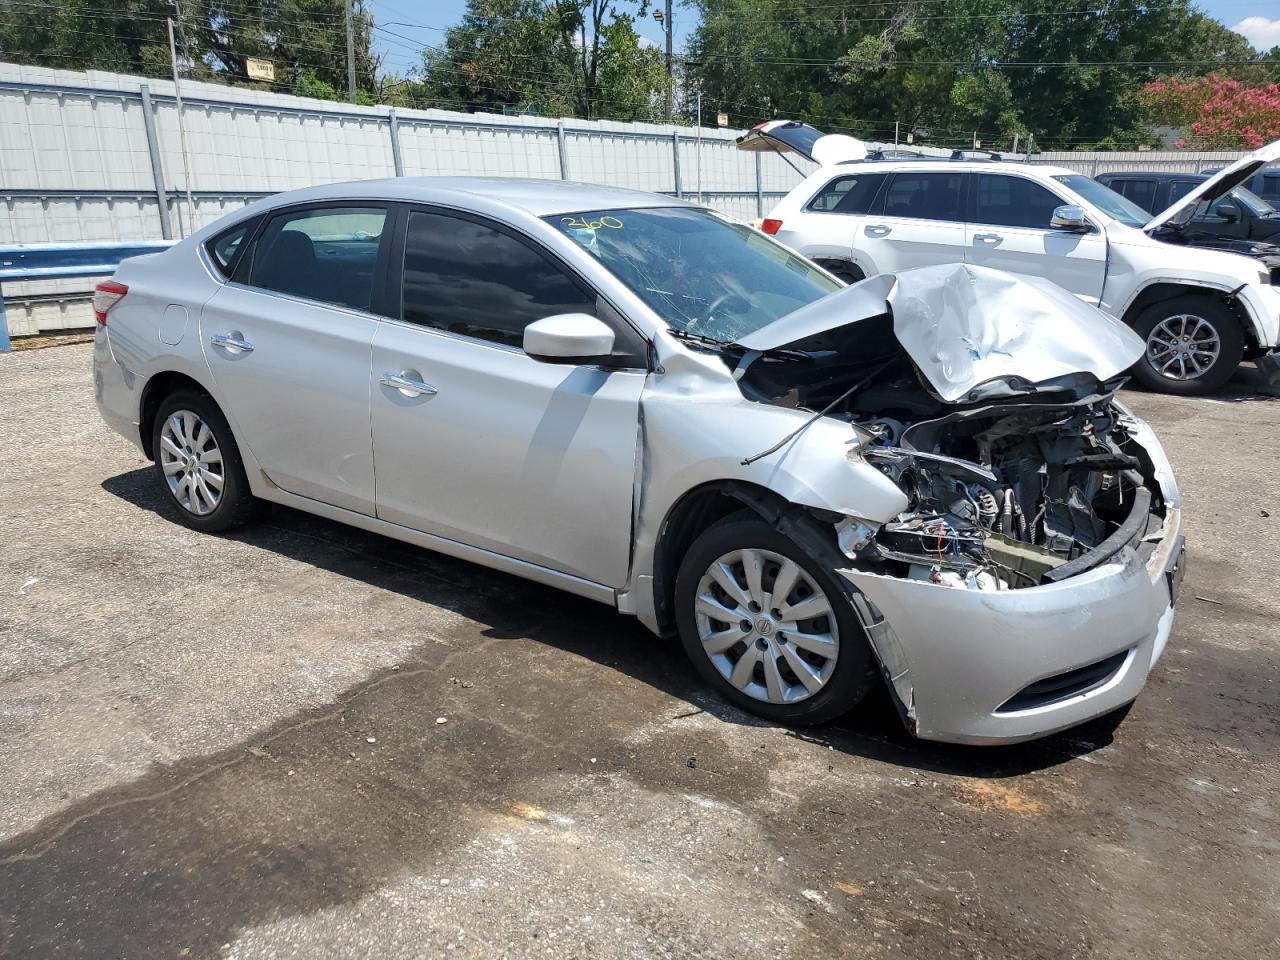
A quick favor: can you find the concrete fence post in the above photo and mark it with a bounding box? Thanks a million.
[557,121,569,180]
[672,130,683,199]
[755,153,764,217]
[388,108,404,176]
[138,84,174,240]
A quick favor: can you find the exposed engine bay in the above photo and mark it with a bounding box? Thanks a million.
[732,306,1169,591]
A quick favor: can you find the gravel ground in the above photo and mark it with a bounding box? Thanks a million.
[1,343,1277,959]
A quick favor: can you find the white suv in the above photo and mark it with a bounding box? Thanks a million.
[740,121,1280,394]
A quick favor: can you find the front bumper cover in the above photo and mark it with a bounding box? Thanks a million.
[838,507,1183,745]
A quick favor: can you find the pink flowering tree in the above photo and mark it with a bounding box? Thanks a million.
[1141,74,1280,149]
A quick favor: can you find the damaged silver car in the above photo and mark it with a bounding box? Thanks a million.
[93,180,1183,744]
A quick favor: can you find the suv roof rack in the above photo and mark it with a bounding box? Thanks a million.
[950,148,1004,161]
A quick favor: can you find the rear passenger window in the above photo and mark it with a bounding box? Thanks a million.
[807,174,884,213]
[881,172,965,222]
[207,218,258,277]
[401,210,596,348]
[248,206,388,311]
[1119,179,1158,212]
[1261,173,1280,201]
[974,174,1064,228]
[1167,180,1200,205]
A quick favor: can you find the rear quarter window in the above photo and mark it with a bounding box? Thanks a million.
[806,174,885,214]
[205,217,260,278]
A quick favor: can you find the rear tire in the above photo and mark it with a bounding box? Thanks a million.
[1129,296,1243,395]
[151,389,256,533]
[674,511,878,725]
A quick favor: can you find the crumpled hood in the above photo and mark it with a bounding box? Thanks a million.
[736,263,1145,403]
[1144,138,1280,231]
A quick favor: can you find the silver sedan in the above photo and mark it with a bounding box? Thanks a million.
[93,178,1184,744]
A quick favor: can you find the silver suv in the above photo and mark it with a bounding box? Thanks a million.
[94,177,1183,744]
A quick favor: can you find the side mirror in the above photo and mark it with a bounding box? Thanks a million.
[1050,204,1091,232]
[1214,202,1240,222]
[523,313,615,364]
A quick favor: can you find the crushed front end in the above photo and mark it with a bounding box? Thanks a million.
[734,264,1185,743]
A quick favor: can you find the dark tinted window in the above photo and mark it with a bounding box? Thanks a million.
[248,206,387,311]
[974,174,1064,228]
[807,174,885,213]
[1261,173,1280,199]
[207,218,258,277]
[1118,179,1158,212]
[882,172,965,222]
[402,210,595,348]
[1167,180,1201,205]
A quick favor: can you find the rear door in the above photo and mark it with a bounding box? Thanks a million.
[1113,177,1160,214]
[368,206,647,587]
[788,172,887,266]
[965,173,1107,301]
[200,202,393,515]
[855,170,969,272]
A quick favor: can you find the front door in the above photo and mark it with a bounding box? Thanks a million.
[370,207,646,588]
[200,203,393,515]
[965,173,1107,302]
[854,170,969,273]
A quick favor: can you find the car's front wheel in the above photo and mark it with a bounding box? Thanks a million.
[151,389,256,532]
[1129,296,1244,395]
[674,512,878,725]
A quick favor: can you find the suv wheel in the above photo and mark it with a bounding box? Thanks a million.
[674,512,878,725]
[1130,296,1243,395]
[151,389,256,532]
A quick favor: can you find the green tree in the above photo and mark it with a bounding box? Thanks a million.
[414,0,670,120]
[687,0,1277,150]
[0,0,378,101]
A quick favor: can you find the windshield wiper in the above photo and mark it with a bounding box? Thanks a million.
[667,328,729,348]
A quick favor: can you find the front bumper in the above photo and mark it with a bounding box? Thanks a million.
[839,507,1183,745]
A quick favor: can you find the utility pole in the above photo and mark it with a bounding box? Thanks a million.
[166,13,197,236]
[894,121,899,146]
[695,87,702,203]
[345,0,357,103]
[654,2,672,122]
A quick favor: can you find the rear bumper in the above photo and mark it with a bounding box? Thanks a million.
[93,326,144,453]
[839,508,1183,745]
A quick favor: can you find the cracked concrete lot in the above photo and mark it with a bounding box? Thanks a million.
[1,343,1277,959]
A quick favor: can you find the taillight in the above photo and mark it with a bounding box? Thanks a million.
[93,280,128,325]
[761,218,783,235]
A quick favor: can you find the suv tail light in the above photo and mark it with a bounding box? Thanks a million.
[93,280,128,325]
[761,218,783,235]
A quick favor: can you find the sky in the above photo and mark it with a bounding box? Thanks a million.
[368,1,1280,79]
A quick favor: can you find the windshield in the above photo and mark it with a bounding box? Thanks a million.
[1052,174,1149,227]
[545,207,840,343]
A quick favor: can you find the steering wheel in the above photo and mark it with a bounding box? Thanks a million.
[686,292,743,337]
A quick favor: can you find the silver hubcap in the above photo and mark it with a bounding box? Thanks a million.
[1146,314,1220,381]
[159,410,224,516]
[694,548,840,705]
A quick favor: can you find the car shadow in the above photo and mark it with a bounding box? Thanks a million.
[99,466,1121,780]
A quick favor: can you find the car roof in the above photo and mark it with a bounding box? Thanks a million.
[816,159,1079,177]
[252,177,686,218]
[1096,171,1207,183]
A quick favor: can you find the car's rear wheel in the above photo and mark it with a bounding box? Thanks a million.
[1129,296,1243,395]
[151,389,256,532]
[674,512,878,725]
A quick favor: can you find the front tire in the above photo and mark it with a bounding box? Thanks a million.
[151,389,256,532]
[674,512,878,725]
[1129,296,1243,395]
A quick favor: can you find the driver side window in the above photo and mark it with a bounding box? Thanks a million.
[401,210,595,348]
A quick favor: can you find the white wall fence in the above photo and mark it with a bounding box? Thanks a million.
[1030,149,1249,176]
[0,60,1252,336]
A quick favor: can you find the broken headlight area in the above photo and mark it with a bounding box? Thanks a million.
[736,317,1169,591]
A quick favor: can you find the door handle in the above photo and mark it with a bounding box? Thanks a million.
[210,332,254,353]
[973,232,1003,244]
[864,224,890,236]
[380,370,437,398]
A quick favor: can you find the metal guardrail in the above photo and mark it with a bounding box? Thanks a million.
[0,241,173,351]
